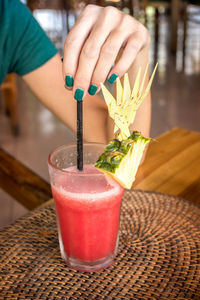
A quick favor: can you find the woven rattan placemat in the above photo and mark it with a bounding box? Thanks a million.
[0,190,200,299]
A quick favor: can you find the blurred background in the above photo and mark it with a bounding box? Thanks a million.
[0,0,200,227]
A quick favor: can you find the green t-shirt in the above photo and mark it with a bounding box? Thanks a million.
[0,0,58,84]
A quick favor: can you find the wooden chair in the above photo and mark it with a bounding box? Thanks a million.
[0,148,52,211]
[0,74,19,136]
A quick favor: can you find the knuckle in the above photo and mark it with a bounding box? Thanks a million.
[82,43,98,60]
[117,16,127,33]
[123,13,134,25]
[121,14,137,29]
[143,27,150,45]
[101,44,117,56]
[64,35,78,48]
[104,5,119,17]
[137,24,150,47]
[128,25,149,50]
[139,22,147,34]
[119,15,145,37]
[129,40,141,53]
[84,4,99,14]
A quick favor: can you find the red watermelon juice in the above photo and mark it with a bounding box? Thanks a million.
[51,165,124,272]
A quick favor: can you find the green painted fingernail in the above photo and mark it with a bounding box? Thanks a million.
[108,73,118,84]
[88,84,98,96]
[65,75,74,87]
[74,88,84,101]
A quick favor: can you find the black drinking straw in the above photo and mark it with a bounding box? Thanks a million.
[61,56,83,171]
[77,100,83,171]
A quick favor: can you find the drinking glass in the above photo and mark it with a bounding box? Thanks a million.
[48,143,124,272]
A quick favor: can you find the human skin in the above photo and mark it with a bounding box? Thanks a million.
[23,5,151,144]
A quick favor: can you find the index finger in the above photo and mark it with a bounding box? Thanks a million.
[63,6,99,88]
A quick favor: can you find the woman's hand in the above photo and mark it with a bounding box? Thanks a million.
[63,5,150,101]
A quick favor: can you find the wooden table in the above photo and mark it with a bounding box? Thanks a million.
[133,127,200,205]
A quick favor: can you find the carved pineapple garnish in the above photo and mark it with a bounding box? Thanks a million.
[95,64,157,189]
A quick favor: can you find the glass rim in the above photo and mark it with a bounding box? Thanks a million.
[48,142,105,176]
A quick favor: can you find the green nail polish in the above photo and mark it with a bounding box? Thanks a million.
[74,88,84,101]
[65,75,74,87]
[108,73,118,84]
[88,84,98,96]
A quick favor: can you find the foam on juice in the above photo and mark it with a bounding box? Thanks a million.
[52,164,122,204]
